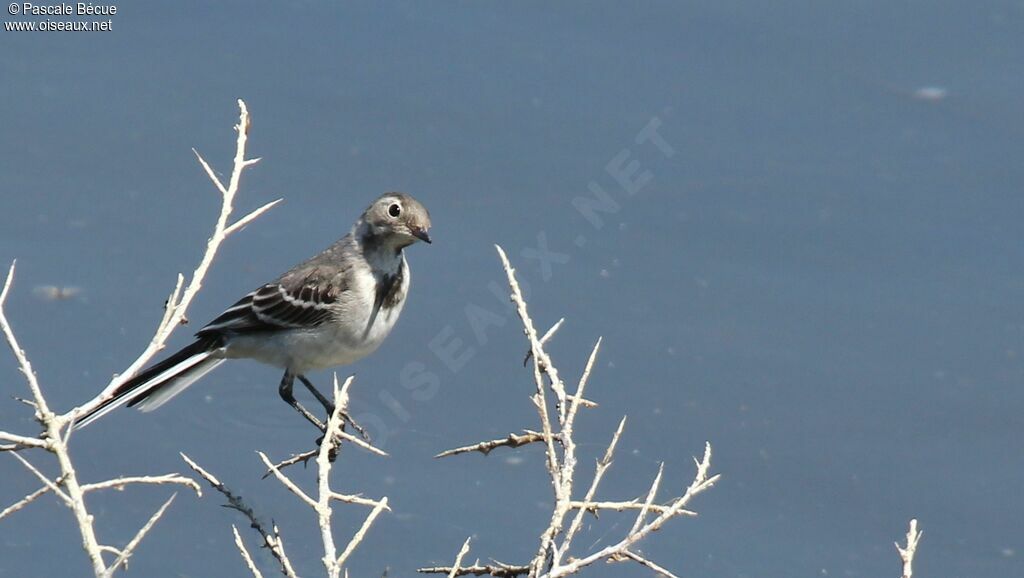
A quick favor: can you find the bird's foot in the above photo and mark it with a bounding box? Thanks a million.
[314,434,341,463]
[338,410,371,442]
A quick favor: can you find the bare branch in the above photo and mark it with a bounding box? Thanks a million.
[329,491,388,509]
[564,395,597,409]
[561,416,626,557]
[547,443,719,578]
[0,102,274,578]
[335,497,389,569]
[333,427,389,457]
[616,550,680,578]
[896,518,923,578]
[0,431,49,450]
[321,375,391,575]
[193,147,229,196]
[232,525,265,578]
[225,198,283,236]
[568,500,695,517]
[0,261,58,422]
[446,537,473,578]
[258,451,317,509]
[82,474,201,496]
[628,463,664,535]
[539,318,565,346]
[418,563,530,577]
[564,338,601,431]
[104,493,177,577]
[66,100,272,424]
[9,452,71,505]
[181,453,298,578]
[431,250,722,578]
[316,375,351,576]
[2,262,110,573]
[495,246,568,420]
[262,449,318,476]
[524,318,565,366]
[435,431,549,458]
[0,484,53,521]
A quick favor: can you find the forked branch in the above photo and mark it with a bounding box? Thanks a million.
[0,100,269,577]
[422,248,718,578]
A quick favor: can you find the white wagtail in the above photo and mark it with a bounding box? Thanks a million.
[74,192,432,430]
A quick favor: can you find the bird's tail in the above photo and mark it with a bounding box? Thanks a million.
[73,339,225,430]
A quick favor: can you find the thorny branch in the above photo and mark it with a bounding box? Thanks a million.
[64,99,279,424]
[181,453,299,578]
[896,518,923,578]
[423,247,719,578]
[193,375,390,578]
[434,430,549,458]
[0,100,267,577]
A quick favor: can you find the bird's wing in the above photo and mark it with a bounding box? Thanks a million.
[197,265,349,336]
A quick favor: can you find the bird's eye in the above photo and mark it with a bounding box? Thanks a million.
[388,203,401,218]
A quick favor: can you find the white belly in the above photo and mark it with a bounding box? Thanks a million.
[223,269,408,373]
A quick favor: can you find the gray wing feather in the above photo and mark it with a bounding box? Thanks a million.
[198,263,351,336]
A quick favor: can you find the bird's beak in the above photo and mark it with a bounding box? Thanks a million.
[412,228,432,244]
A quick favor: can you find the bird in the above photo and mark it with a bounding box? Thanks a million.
[74,192,432,431]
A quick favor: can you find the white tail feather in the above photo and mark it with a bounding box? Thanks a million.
[134,358,225,412]
[74,350,217,429]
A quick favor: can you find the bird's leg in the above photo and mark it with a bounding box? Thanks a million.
[297,374,371,442]
[278,371,326,432]
[296,374,334,414]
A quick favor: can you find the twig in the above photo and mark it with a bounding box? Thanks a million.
[417,563,530,577]
[335,497,389,569]
[436,250,720,578]
[539,319,565,347]
[435,431,549,458]
[0,262,52,421]
[329,492,388,509]
[447,538,473,578]
[0,431,49,450]
[316,376,350,576]
[332,427,389,457]
[564,395,597,409]
[616,550,680,578]
[433,250,719,578]
[546,443,719,578]
[225,198,283,236]
[0,484,53,521]
[628,463,664,535]
[256,375,390,578]
[82,474,201,496]
[495,246,572,576]
[0,101,268,578]
[9,452,71,505]
[232,525,265,578]
[65,99,267,424]
[181,453,298,578]
[496,246,568,420]
[563,338,600,433]
[896,518,922,578]
[561,416,626,557]
[258,452,317,509]
[524,318,565,366]
[568,500,696,517]
[104,493,177,577]
[262,449,318,477]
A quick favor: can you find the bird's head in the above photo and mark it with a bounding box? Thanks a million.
[360,192,432,249]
